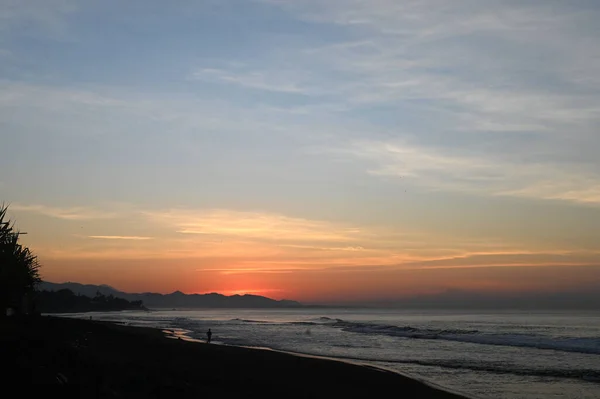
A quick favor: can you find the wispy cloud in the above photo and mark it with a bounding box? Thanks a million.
[246,1,600,113]
[338,140,600,205]
[220,0,600,205]
[0,0,78,37]
[144,208,364,242]
[194,249,600,274]
[197,268,296,275]
[140,208,442,265]
[395,251,600,271]
[88,235,153,240]
[279,244,365,251]
[10,204,117,220]
[22,202,578,269]
[4,0,600,298]
[219,288,285,296]
[0,81,311,141]
[0,82,138,112]
[191,67,316,95]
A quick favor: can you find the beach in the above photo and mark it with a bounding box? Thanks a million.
[2,315,467,398]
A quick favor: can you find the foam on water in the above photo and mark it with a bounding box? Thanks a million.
[331,319,600,355]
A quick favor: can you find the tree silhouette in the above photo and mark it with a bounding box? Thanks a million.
[36,289,146,313]
[0,204,41,314]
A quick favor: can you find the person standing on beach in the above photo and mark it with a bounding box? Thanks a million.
[206,328,212,343]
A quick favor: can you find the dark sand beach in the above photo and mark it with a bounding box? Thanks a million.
[2,316,468,398]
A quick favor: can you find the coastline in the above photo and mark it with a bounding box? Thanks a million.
[3,315,470,398]
[163,327,478,399]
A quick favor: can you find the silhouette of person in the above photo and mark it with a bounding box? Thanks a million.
[206,328,212,343]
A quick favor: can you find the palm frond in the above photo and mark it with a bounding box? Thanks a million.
[0,203,42,311]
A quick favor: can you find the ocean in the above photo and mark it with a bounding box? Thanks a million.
[60,308,600,399]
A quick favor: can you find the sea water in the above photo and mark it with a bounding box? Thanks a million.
[60,308,600,399]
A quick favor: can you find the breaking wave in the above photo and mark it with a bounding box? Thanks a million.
[331,319,600,355]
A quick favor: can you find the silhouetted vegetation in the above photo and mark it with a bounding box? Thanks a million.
[36,289,146,313]
[0,203,41,315]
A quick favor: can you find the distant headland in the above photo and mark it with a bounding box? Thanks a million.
[39,281,303,309]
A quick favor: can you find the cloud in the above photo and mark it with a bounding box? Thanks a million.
[4,1,600,264]
[138,205,600,270]
[219,288,285,296]
[191,67,316,95]
[279,244,365,251]
[256,0,600,112]
[0,82,135,111]
[0,0,78,37]
[144,208,364,243]
[5,79,596,208]
[194,249,600,274]
[197,268,296,275]
[337,140,600,205]
[17,200,595,277]
[0,81,318,141]
[220,0,600,206]
[140,207,441,265]
[394,251,600,271]
[88,235,153,240]
[10,204,117,220]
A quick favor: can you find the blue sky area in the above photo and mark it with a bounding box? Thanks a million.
[1,0,599,301]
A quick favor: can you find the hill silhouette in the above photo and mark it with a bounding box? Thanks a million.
[36,289,146,313]
[40,281,302,309]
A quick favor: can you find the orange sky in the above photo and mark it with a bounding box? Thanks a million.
[10,204,600,303]
[3,0,600,304]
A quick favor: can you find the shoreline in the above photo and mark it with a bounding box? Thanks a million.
[4,315,470,398]
[248,346,478,399]
[163,325,476,399]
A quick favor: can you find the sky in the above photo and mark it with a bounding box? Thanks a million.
[1,0,600,304]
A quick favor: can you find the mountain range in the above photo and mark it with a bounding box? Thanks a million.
[39,281,302,309]
[39,282,599,310]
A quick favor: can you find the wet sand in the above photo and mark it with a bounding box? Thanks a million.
[1,315,468,398]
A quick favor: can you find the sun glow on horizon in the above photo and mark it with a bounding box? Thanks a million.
[3,0,600,303]
[200,289,287,297]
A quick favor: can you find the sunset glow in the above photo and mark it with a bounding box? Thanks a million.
[2,0,600,304]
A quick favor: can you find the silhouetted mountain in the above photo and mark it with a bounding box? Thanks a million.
[39,281,123,298]
[40,282,303,309]
[36,289,146,313]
